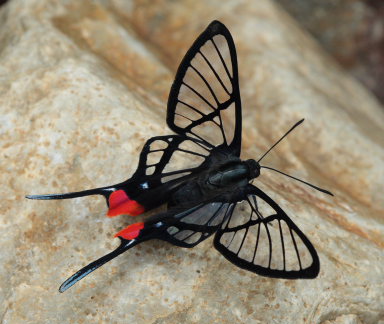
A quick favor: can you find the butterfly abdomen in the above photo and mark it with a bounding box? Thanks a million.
[168,180,204,207]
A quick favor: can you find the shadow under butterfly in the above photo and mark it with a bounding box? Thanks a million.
[27,21,333,292]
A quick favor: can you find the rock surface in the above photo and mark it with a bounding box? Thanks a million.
[0,0,383,323]
[275,0,384,105]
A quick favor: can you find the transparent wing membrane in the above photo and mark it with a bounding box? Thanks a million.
[167,21,242,155]
[159,202,231,247]
[214,185,319,279]
[133,135,211,186]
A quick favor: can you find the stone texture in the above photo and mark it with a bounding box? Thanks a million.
[275,0,384,104]
[0,0,383,323]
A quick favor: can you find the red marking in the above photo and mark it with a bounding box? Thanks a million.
[114,222,145,240]
[107,190,145,217]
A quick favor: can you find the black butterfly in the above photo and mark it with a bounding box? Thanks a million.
[27,21,333,292]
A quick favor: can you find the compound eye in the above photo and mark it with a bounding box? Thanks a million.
[246,159,260,178]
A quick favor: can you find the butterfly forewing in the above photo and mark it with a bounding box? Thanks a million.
[167,21,242,155]
[214,185,320,279]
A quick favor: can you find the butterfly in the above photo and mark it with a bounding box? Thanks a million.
[27,20,333,292]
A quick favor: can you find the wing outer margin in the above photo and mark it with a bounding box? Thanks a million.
[214,185,320,279]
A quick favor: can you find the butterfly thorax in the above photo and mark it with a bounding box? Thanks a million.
[206,159,260,189]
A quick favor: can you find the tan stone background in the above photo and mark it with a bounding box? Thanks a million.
[0,0,383,323]
[276,0,384,105]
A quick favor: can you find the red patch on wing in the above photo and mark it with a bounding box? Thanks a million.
[114,222,145,240]
[107,190,145,217]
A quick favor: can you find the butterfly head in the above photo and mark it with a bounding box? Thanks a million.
[245,159,260,179]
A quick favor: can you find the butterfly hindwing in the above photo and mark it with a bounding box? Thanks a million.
[27,135,212,205]
[153,201,232,248]
[214,185,320,279]
[167,20,242,156]
[128,135,211,190]
[59,200,232,292]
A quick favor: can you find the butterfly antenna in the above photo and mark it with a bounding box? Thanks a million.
[261,165,333,196]
[257,119,333,196]
[59,238,140,293]
[257,119,304,163]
